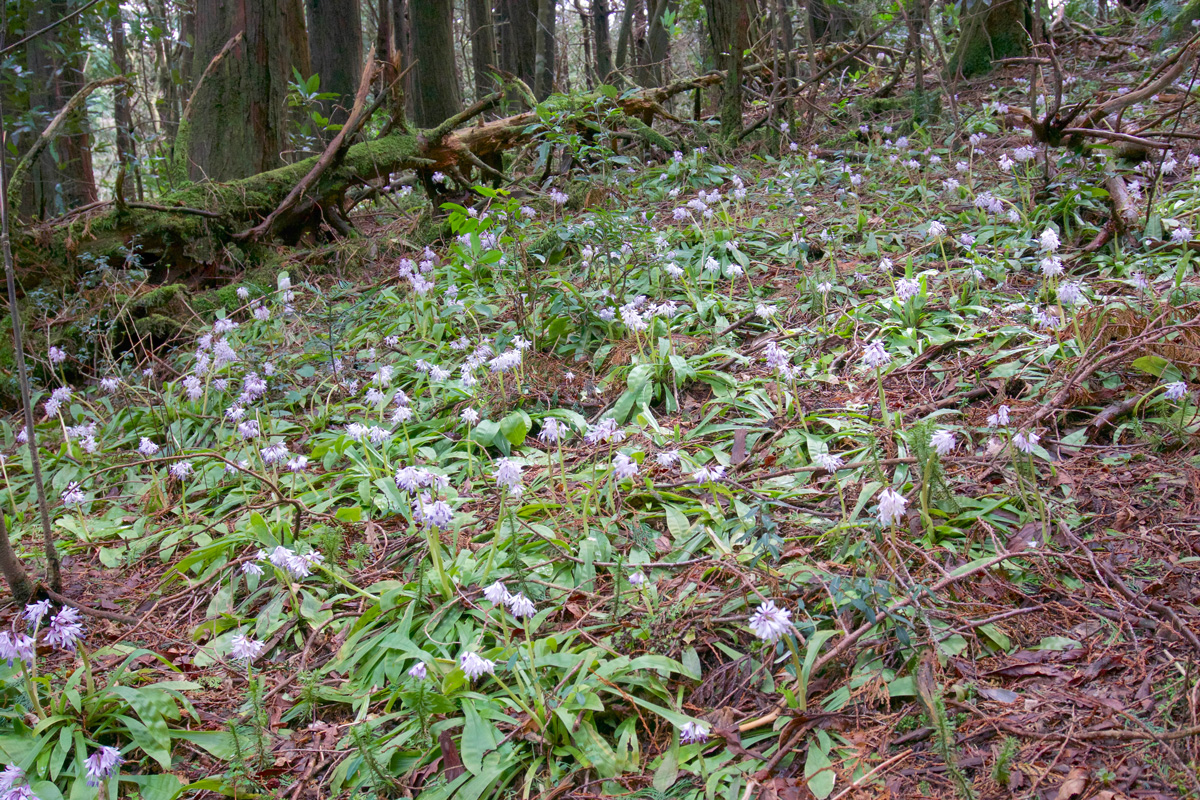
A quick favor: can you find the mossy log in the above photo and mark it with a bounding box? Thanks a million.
[17,73,723,289]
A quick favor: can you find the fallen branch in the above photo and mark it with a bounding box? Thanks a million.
[238,49,379,242]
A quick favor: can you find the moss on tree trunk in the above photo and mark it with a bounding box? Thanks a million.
[947,0,1029,79]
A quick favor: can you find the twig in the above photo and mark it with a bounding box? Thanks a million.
[43,586,138,624]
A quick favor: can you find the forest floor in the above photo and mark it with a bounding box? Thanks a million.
[4,20,1200,800]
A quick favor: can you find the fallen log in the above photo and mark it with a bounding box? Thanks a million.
[17,72,724,287]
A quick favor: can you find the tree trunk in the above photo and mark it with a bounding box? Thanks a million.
[498,0,538,91]
[110,10,139,202]
[0,513,33,605]
[412,0,463,126]
[947,0,1028,78]
[707,0,748,139]
[24,0,98,217]
[534,0,558,99]
[149,0,182,140]
[469,0,499,100]
[809,0,854,42]
[615,0,636,71]
[591,0,614,81]
[392,0,415,118]
[187,0,311,181]
[641,0,674,87]
[307,0,364,129]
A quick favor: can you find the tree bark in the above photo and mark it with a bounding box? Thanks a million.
[469,0,499,99]
[188,0,312,181]
[0,512,33,605]
[592,0,614,81]
[641,0,674,87]
[498,0,538,90]
[110,10,139,202]
[307,0,364,128]
[392,0,415,117]
[615,0,636,71]
[534,0,558,99]
[947,0,1028,78]
[412,0,464,126]
[707,0,748,139]
[23,0,98,217]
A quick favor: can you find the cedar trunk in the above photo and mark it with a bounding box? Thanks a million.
[468,0,499,99]
[306,0,364,128]
[707,0,748,139]
[110,11,138,201]
[412,0,463,126]
[24,0,98,217]
[498,0,538,91]
[534,0,558,99]
[188,0,311,181]
[947,0,1029,78]
[592,0,614,81]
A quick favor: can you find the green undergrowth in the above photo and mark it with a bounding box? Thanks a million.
[1,64,1200,800]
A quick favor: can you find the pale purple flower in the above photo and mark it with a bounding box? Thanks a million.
[261,442,290,465]
[679,720,710,744]
[1057,281,1085,305]
[408,661,428,680]
[24,600,51,629]
[138,437,160,456]
[895,278,920,301]
[84,746,123,787]
[0,764,24,793]
[1165,381,1188,401]
[493,458,522,488]
[461,408,481,426]
[169,461,193,480]
[1013,431,1040,453]
[230,634,265,661]
[484,581,510,604]
[748,600,791,642]
[45,606,84,650]
[612,453,640,480]
[241,562,264,577]
[628,572,646,586]
[61,482,86,506]
[988,405,1011,427]
[931,429,956,456]
[0,633,35,667]
[538,418,566,444]
[505,593,536,618]
[692,465,725,483]
[423,498,454,530]
[656,450,681,468]
[877,488,908,526]
[862,341,890,370]
[811,454,843,475]
[460,651,495,680]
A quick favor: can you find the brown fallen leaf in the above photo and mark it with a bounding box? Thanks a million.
[1055,767,1089,800]
[439,728,465,781]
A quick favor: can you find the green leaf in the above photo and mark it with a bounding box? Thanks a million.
[499,411,531,446]
[804,736,837,799]
[653,746,679,791]
[799,630,839,711]
[335,505,363,522]
[461,701,498,775]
